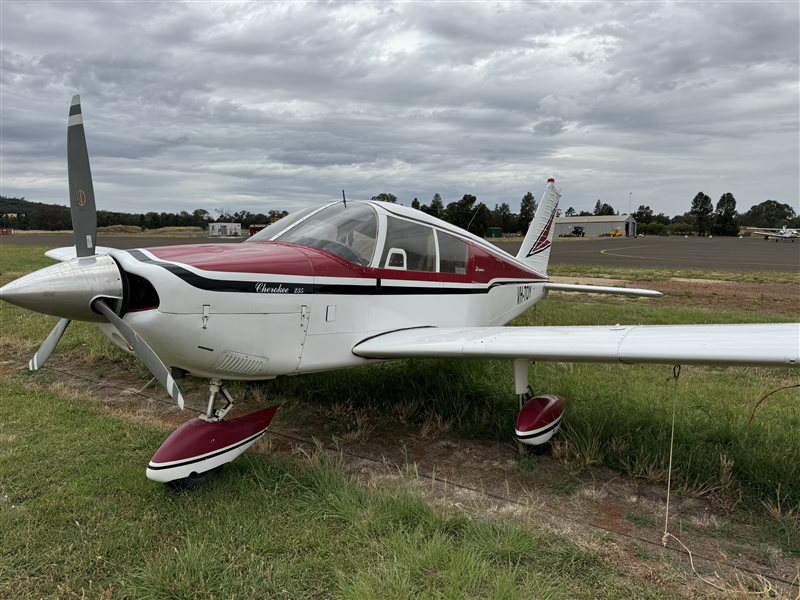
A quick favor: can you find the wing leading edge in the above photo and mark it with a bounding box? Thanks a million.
[353,323,800,368]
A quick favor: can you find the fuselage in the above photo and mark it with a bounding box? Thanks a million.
[102,201,548,379]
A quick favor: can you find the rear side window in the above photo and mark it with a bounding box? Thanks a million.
[381,217,436,272]
[437,232,469,274]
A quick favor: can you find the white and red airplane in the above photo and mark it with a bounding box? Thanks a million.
[2,97,798,488]
[749,225,799,242]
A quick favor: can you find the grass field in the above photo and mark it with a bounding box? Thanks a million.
[1,244,798,597]
[0,379,679,599]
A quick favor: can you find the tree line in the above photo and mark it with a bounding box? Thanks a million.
[0,197,288,231]
[2,191,797,237]
[631,193,798,236]
[373,192,535,237]
[376,191,798,237]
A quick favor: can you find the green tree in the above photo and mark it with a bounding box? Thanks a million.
[713,193,739,236]
[443,194,489,235]
[422,193,444,218]
[565,206,576,217]
[592,200,615,216]
[739,200,796,228]
[518,192,536,231]
[491,202,515,232]
[653,213,671,225]
[690,192,713,235]
[371,193,397,203]
[192,209,210,228]
[411,198,420,210]
[633,205,653,224]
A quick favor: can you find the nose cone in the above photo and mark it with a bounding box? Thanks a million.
[0,254,123,321]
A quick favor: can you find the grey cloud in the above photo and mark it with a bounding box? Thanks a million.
[0,1,797,217]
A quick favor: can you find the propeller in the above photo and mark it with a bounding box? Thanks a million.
[67,95,98,258]
[1,95,186,409]
[29,318,70,371]
[92,300,184,409]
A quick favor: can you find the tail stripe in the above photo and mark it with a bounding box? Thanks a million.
[516,180,561,275]
[526,211,555,257]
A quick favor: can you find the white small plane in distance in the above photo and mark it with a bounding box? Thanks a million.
[1,97,798,488]
[749,225,799,242]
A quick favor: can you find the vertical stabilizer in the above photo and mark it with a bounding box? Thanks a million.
[517,178,561,275]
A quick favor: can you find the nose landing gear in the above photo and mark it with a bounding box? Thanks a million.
[146,379,278,489]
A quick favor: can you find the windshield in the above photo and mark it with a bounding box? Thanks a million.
[247,205,322,242]
[276,203,378,266]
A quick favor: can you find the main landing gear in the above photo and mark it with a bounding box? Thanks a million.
[145,378,279,489]
[512,359,565,450]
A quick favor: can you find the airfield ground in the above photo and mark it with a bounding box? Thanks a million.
[1,234,798,597]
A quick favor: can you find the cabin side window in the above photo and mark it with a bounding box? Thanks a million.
[381,217,436,272]
[437,231,469,274]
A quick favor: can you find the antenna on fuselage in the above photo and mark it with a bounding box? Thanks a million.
[342,190,347,207]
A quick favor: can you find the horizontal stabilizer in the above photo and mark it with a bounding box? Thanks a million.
[545,283,663,297]
[353,323,800,368]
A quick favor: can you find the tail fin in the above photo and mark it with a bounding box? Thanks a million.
[517,178,561,275]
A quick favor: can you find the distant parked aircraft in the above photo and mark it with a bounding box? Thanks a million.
[749,225,799,241]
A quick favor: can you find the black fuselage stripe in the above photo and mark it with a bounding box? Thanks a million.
[129,250,542,296]
[147,430,267,471]
[516,415,563,440]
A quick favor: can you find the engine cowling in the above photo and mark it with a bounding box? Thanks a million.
[515,394,565,446]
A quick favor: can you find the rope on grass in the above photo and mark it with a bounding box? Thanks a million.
[658,365,780,595]
[661,365,727,592]
[748,383,800,424]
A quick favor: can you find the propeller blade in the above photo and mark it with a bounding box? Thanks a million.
[92,299,185,410]
[29,318,71,371]
[67,95,98,258]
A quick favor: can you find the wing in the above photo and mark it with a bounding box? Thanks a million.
[353,324,800,368]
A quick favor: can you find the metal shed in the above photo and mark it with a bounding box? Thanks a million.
[555,215,637,237]
[208,222,242,237]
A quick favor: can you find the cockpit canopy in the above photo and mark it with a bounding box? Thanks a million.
[249,203,377,266]
[248,201,468,273]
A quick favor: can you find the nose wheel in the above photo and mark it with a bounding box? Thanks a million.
[146,379,279,489]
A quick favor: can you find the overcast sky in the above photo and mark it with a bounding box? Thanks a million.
[1,1,798,217]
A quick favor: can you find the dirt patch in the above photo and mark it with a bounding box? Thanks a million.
[649,279,798,316]
[547,278,799,317]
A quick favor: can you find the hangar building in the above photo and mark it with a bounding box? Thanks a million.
[555,215,637,237]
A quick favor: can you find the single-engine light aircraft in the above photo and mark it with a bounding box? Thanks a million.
[749,225,799,242]
[2,97,798,488]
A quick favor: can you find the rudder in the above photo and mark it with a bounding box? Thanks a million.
[517,178,561,275]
